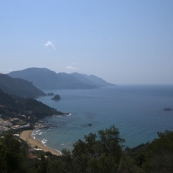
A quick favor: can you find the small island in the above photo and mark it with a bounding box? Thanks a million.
[51,94,61,101]
[164,108,172,111]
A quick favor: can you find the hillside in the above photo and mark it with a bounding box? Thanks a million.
[1,126,173,173]
[8,68,115,89]
[71,72,115,87]
[0,89,63,121]
[0,73,46,98]
[8,68,97,89]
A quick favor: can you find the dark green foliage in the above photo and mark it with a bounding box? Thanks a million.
[47,159,68,173]
[0,89,18,116]
[0,73,46,98]
[0,89,63,121]
[0,134,28,173]
[18,98,63,119]
[128,143,149,169]
[117,153,144,173]
[0,89,17,106]
[62,125,125,173]
[1,128,173,173]
[125,130,173,173]
[143,130,173,173]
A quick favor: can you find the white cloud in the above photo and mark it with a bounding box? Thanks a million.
[66,66,77,70]
[44,41,55,50]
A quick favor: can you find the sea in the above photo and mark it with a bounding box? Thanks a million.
[34,85,173,152]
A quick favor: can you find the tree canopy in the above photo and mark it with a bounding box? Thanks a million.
[1,125,173,172]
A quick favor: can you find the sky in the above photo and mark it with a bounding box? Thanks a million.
[0,1,173,84]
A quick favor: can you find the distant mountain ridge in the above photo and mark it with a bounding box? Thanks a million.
[0,73,46,98]
[70,72,115,87]
[8,68,115,90]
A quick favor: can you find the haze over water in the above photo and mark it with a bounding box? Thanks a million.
[34,85,173,152]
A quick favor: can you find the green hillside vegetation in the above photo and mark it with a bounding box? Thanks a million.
[0,126,173,173]
[0,73,46,98]
[0,89,63,124]
[8,68,115,89]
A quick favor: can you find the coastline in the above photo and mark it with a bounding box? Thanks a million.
[20,130,62,156]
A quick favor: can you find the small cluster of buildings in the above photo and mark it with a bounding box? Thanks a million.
[0,117,30,134]
[0,118,13,132]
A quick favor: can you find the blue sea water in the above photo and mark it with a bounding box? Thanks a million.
[34,85,173,152]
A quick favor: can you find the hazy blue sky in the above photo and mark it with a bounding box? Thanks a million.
[0,1,173,84]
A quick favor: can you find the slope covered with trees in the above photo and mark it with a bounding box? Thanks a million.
[1,126,173,173]
[0,89,63,122]
[0,73,46,98]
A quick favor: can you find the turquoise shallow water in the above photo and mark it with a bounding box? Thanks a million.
[34,85,173,152]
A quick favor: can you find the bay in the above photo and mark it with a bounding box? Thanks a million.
[34,85,173,152]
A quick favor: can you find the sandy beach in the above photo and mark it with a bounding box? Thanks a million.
[20,130,62,156]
